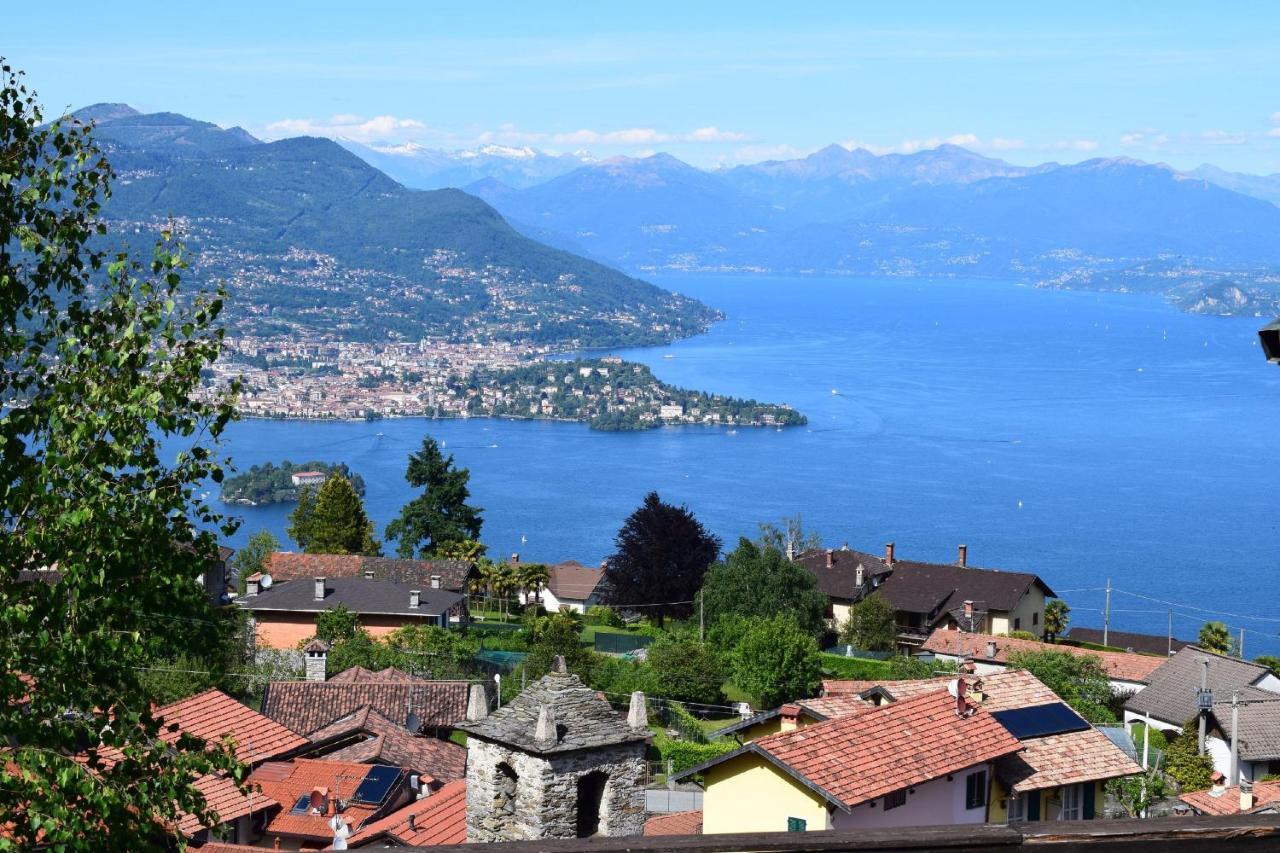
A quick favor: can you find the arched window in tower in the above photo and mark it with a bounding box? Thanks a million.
[493,762,519,832]
[576,770,609,838]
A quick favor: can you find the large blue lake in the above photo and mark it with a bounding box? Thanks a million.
[213,276,1280,653]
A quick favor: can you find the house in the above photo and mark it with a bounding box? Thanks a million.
[921,629,1165,695]
[678,688,1022,833]
[345,778,468,847]
[1203,694,1280,783]
[712,670,1140,826]
[1123,646,1280,736]
[1065,627,1189,656]
[303,705,468,785]
[239,574,467,649]
[536,560,606,613]
[263,552,473,594]
[261,661,474,737]
[795,543,1055,647]
[1181,779,1280,816]
[290,471,326,487]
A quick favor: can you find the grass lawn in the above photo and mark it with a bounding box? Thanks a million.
[720,680,751,705]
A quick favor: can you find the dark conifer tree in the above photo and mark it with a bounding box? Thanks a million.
[385,436,483,558]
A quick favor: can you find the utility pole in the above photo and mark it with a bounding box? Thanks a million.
[1230,691,1241,784]
[1103,579,1112,647]
[1198,658,1210,755]
[1142,712,1152,770]
[1168,609,1173,657]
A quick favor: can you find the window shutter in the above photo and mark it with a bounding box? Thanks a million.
[786,817,806,833]
[1082,782,1095,820]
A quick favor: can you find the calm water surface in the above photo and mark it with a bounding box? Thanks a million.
[210,276,1280,653]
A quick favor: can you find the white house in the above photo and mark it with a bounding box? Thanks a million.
[291,470,326,487]
[1123,646,1280,737]
[530,560,606,614]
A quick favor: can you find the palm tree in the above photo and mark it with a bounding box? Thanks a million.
[517,562,550,607]
[491,561,519,623]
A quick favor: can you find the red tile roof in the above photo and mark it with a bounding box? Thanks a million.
[751,689,1022,810]
[547,560,605,601]
[156,688,308,764]
[1181,781,1280,816]
[246,758,407,842]
[921,629,1166,684]
[306,706,467,781]
[995,727,1141,793]
[347,779,467,846]
[262,670,471,735]
[177,774,278,837]
[643,810,703,836]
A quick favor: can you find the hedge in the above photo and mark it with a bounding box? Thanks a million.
[657,739,739,774]
[819,653,893,680]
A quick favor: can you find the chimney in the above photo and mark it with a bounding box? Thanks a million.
[855,563,864,587]
[964,600,974,618]
[409,589,421,609]
[363,569,374,580]
[627,691,648,729]
[885,542,895,566]
[305,639,329,682]
[408,814,417,831]
[534,703,557,745]
[553,654,567,674]
[825,549,834,569]
[510,553,520,564]
[957,544,968,567]
[1241,778,1255,812]
[314,576,326,601]
[986,640,997,659]
[780,704,801,733]
[246,572,261,596]
[466,683,490,722]
[430,574,441,589]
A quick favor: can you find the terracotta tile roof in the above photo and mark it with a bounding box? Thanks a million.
[262,670,471,735]
[546,560,605,602]
[1126,645,1277,727]
[347,779,467,846]
[922,629,1165,684]
[156,688,308,764]
[246,758,406,842]
[306,706,467,781]
[820,671,1059,716]
[264,552,472,593]
[643,810,703,836]
[176,774,278,837]
[749,690,1022,810]
[994,727,1141,793]
[1181,781,1280,815]
[820,676,957,700]
[329,665,420,684]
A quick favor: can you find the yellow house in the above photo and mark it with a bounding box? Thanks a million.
[678,689,1023,833]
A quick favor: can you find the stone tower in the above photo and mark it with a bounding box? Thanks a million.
[460,658,650,842]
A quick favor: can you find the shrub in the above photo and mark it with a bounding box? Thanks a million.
[657,739,739,774]
[820,654,893,680]
[648,638,726,706]
[1005,630,1039,641]
[730,616,822,709]
[585,605,624,628]
[1163,722,1215,792]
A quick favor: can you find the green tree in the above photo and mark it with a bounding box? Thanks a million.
[325,627,394,676]
[1198,621,1232,656]
[1255,655,1280,677]
[602,491,722,627]
[1044,599,1070,642]
[287,484,318,550]
[315,604,360,645]
[384,436,483,558]
[232,528,280,594]
[303,472,379,555]
[647,637,726,705]
[1163,722,1215,792]
[755,515,823,560]
[1006,649,1116,724]
[839,592,897,652]
[700,538,828,638]
[0,66,241,850]
[730,616,823,709]
[515,561,551,607]
[1107,767,1168,818]
[384,624,479,679]
[436,538,487,563]
[526,609,593,678]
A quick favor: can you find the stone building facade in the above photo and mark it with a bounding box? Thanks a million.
[460,660,650,842]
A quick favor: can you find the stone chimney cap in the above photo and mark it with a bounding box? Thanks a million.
[534,703,557,744]
[627,691,648,729]
[466,682,490,722]
[552,655,568,674]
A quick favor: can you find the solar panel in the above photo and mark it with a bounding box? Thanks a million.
[351,765,402,805]
[991,702,1090,740]
[290,793,313,814]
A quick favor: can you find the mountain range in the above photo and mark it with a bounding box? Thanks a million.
[71,105,715,347]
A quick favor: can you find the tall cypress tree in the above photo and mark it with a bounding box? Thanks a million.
[385,436,483,558]
[305,473,379,555]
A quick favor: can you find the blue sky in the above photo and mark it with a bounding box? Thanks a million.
[9,2,1280,171]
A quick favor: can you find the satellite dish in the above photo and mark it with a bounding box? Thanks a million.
[260,574,273,590]
[947,679,960,698]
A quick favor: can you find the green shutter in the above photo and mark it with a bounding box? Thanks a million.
[786,817,806,833]
[1082,783,1095,820]
[1027,791,1041,821]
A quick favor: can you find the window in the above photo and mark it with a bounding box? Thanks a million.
[1007,794,1026,823]
[576,771,608,837]
[965,770,988,810]
[1060,783,1082,820]
[786,817,806,832]
[884,789,907,810]
[1032,612,1039,626]
[1014,617,1022,631]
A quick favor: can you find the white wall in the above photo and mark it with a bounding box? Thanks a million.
[1122,710,1181,734]
[830,764,991,830]
[541,589,587,614]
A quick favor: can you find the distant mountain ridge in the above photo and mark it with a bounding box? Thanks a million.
[338,138,592,190]
[66,104,716,347]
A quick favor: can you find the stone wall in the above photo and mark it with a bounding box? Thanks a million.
[466,737,647,842]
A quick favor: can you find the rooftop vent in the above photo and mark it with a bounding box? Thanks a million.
[314,577,326,601]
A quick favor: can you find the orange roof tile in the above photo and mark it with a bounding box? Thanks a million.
[306,706,466,781]
[176,774,278,837]
[156,688,308,764]
[920,630,1166,684]
[995,728,1141,793]
[752,689,1022,810]
[246,758,407,842]
[644,810,703,836]
[1181,781,1280,815]
[347,779,467,846]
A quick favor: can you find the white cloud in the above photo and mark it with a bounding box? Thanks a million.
[1269,127,1280,138]
[688,126,748,143]
[264,113,427,142]
[1199,129,1247,145]
[726,143,812,163]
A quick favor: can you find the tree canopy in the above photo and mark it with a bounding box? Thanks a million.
[1197,621,1232,656]
[700,537,827,637]
[384,436,483,558]
[729,615,823,709]
[0,65,242,850]
[601,491,721,626]
[1043,599,1070,642]
[839,592,897,652]
[232,528,279,594]
[646,636,726,706]
[1006,649,1116,724]
[290,472,379,555]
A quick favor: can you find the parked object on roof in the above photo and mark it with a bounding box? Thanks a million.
[458,658,651,842]
[922,629,1165,693]
[1123,646,1280,734]
[1065,627,1190,657]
